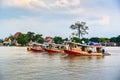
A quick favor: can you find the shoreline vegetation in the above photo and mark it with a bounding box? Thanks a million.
[0,31,119,46]
[0,21,119,46]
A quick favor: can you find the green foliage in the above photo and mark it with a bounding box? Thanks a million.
[26,31,35,41]
[70,21,89,39]
[72,37,81,43]
[116,35,120,45]
[89,37,99,42]
[37,37,44,43]
[116,35,120,42]
[3,31,120,46]
[0,39,3,43]
[110,37,116,42]
[109,35,120,45]
[53,36,63,44]
[63,38,69,41]
[17,34,28,45]
[26,32,44,43]
[81,38,89,43]
[98,38,108,42]
[34,34,42,40]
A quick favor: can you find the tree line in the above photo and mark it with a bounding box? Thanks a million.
[0,21,120,46]
[0,31,120,46]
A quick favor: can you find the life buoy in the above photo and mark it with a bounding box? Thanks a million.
[27,47,31,51]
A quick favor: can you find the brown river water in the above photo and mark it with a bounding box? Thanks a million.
[0,47,120,80]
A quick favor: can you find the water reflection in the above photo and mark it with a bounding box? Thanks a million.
[61,55,104,60]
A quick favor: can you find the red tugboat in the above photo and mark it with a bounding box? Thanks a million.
[27,43,43,53]
[44,48,60,53]
[63,41,109,56]
[43,43,60,53]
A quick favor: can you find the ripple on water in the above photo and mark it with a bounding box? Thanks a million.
[0,47,120,80]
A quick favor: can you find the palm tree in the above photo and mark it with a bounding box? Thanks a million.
[70,21,89,39]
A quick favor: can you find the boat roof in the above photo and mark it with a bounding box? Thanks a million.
[43,42,65,47]
[29,42,43,46]
[64,41,89,47]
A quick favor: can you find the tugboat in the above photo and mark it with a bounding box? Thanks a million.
[27,43,43,53]
[63,41,110,56]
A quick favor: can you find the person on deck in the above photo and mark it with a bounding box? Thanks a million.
[102,48,105,54]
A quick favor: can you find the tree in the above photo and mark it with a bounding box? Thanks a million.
[53,36,63,44]
[81,38,89,44]
[70,21,89,39]
[26,31,35,42]
[63,38,69,41]
[34,34,44,43]
[116,35,120,46]
[17,34,28,46]
[110,37,117,42]
[98,38,108,43]
[89,37,99,42]
[37,38,44,43]
[72,37,81,43]
[0,39,3,43]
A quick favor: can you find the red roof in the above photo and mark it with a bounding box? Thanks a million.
[92,44,101,46]
[14,32,22,39]
[45,37,53,42]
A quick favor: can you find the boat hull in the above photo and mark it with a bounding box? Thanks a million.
[31,48,43,52]
[44,48,60,53]
[64,50,103,56]
[64,50,83,55]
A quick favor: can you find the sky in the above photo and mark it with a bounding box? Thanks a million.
[0,0,120,39]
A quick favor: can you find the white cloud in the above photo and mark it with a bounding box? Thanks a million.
[3,0,31,8]
[50,0,80,8]
[99,15,110,25]
[71,0,80,6]
[1,0,119,38]
[2,0,48,9]
[2,0,80,9]
[56,0,69,7]
[30,0,49,9]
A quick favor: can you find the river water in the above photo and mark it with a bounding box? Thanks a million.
[0,47,120,80]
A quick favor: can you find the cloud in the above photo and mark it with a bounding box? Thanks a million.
[52,0,80,7]
[2,0,48,9]
[2,0,30,8]
[30,0,48,9]
[2,0,80,9]
[99,15,110,25]
[1,0,119,39]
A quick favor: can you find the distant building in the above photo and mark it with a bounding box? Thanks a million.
[45,37,53,43]
[14,32,22,39]
[3,37,11,46]
[101,42,116,46]
[12,32,22,46]
[107,42,116,46]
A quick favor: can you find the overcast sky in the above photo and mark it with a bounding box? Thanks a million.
[0,0,120,39]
